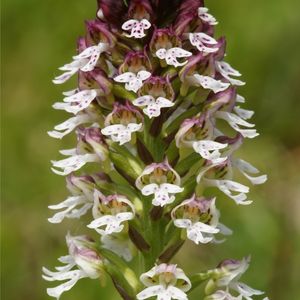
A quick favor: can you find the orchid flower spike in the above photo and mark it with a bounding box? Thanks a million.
[46,1,268,300]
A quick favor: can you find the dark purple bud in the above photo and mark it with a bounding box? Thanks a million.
[173,0,205,35]
[97,0,127,27]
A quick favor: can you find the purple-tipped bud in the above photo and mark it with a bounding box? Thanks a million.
[66,173,96,196]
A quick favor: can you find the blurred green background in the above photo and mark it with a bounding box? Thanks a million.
[2,0,300,299]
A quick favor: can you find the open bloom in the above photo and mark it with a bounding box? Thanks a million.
[101,102,143,145]
[52,89,98,115]
[136,161,184,207]
[137,264,191,300]
[48,174,98,224]
[156,47,192,67]
[206,257,264,300]
[175,113,214,148]
[114,70,151,93]
[194,134,267,205]
[87,189,135,235]
[42,233,103,299]
[51,127,107,176]
[172,195,231,244]
[122,19,151,38]
[133,95,174,118]
[53,42,109,84]
[193,140,228,164]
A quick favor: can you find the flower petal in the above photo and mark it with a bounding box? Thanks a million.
[193,74,230,93]
[101,124,126,135]
[141,183,159,196]
[137,285,164,300]
[137,70,152,81]
[114,72,136,83]
[133,95,155,107]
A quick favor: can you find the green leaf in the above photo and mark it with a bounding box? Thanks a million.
[175,152,201,175]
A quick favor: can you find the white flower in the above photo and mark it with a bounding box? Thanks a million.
[198,7,218,25]
[101,234,133,262]
[52,89,98,115]
[48,195,93,224]
[193,140,228,163]
[42,234,102,299]
[205,290,242,300]
[51,149,100,176]
[172,196,231,244]
[189,33,218,53]
[215,61,245,86]
[101,123,143,145]
[156,47,192,67]
[53,43,109,84]
[142,183,183,207]
[114,70,151,93]
[214,257,264,300]
[192,74,230,93]
[87,190,135,235]
[137,264,191,300]
[195,160,251,205]
[214,111,258,139]
[122,19,151,38]
[48,113,97,139]
[133,95,174,118]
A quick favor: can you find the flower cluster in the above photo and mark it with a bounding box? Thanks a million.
[44,1,267,299]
